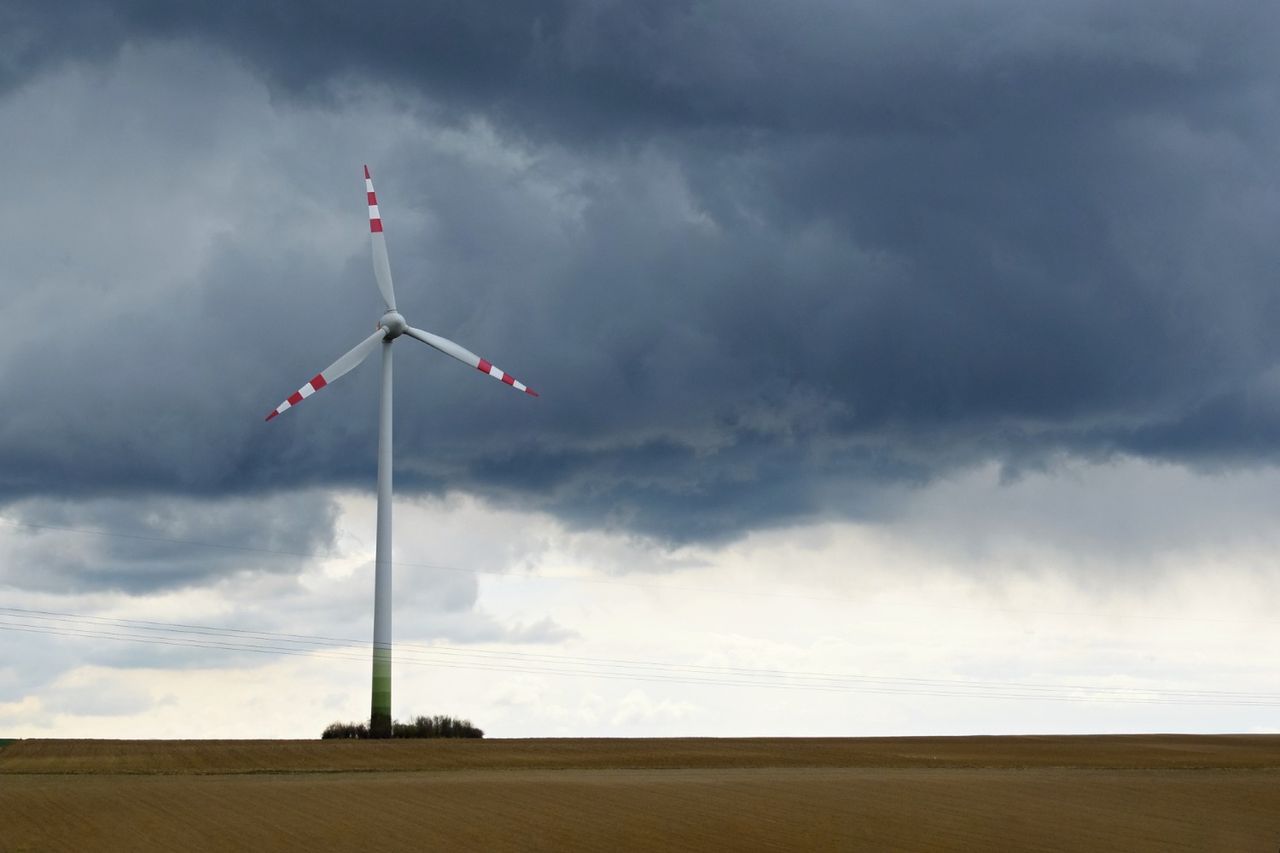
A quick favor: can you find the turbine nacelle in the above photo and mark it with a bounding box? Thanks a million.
[379,311,407,339]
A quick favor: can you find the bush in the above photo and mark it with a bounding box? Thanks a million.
[393,714,484,739]
[321,720,370,739]
[321,714,483,739]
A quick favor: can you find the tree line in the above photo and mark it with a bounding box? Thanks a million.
[322,714,484,739]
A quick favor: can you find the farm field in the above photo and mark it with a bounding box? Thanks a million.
[2,735,1279,851]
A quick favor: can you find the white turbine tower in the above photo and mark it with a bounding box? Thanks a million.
[266,166,537,737]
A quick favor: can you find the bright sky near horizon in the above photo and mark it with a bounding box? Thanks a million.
[2,1,1280,737]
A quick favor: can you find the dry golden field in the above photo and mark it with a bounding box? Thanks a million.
[2,735,1278,851]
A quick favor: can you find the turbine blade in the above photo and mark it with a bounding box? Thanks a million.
[265,327,388,421]
[404,326,538,397]
[365,165,397,311]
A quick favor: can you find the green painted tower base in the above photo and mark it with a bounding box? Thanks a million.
[371,645,392,737]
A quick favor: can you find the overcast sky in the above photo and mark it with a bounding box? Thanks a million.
[2,0,1279,738]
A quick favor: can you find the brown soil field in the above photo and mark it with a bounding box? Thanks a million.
[2,736,1278,851]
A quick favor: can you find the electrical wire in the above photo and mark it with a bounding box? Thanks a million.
[1,516,1276,628]
[2,605,1274,698]
[2,607,1277,708]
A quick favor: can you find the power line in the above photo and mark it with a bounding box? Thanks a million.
[1,516,1276,628]
[3,608,1277,708]
[3,605,1275,699]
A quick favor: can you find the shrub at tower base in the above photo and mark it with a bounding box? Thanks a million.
[321,715,484,740]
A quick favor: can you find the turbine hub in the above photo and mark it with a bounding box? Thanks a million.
[380,311,407,339]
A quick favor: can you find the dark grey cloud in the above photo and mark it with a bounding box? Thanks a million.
[2,0,1280,558]
[0,493,339,593]
[9,1,1274,138]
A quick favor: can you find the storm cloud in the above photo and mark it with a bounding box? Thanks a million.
[3,0,1280,549]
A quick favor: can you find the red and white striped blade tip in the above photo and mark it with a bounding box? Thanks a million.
[474,357,539,397]
[366,167,383,234]
[264,372,329,421]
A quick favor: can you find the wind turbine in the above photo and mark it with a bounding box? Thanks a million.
[265,166,537,737]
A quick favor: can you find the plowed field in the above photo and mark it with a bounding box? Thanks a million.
[2,736,1278,851]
